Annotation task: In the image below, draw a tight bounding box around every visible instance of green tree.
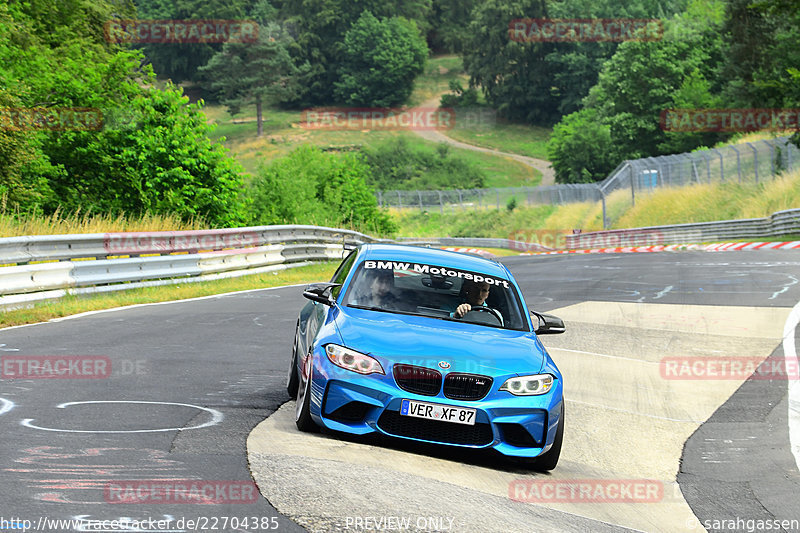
[582,2,726,160]
[460,0,692,124]
[1,0,249,225]
[277,0,432,106]
[200,22,307,136]
[462,0,560,124]
[133,0,253,82]
[334,12,427,107]
[429,0,479,53]
[547,108,616,183]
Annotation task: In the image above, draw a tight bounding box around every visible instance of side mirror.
[530,311,566,334]
[303,282,340,306]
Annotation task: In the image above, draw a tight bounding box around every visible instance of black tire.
[286,327,300,398]
[532,402,564,471]
[295,354,319,433]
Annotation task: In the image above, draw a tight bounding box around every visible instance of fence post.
[630,164,635,207]
[417,190,423,211]
[438,191,443,214]
[711,148,724,182]
[766,139,776,177]
[397,190,402,209]
[746,142,759,183]
[730,145,742,183]
[496,189,500,210]
[601,189,609,229]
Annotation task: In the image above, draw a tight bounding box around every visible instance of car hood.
[334,307,545,375]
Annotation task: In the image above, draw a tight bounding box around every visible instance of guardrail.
[0,225,394,308]
[562,208,800,249]
[2,211,798,309]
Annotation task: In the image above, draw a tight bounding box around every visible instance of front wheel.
[295,354,319,433]
[532,402,564,471]
[286,327,300,398]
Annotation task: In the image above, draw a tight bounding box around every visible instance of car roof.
[357,243,511,279]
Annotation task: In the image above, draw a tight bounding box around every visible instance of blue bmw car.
[287,244,565,470]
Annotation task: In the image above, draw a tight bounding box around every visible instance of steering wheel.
[462,306,503,326]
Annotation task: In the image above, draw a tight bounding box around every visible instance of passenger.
[353,268,402,309]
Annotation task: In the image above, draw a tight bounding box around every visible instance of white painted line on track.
[0,283,308,333]
[21,400,223,433]
[565,398,704,423]
[0,397,14,416]
[784,300,800,473]
[551,347,661,365]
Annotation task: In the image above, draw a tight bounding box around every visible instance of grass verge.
[446,121,552,160]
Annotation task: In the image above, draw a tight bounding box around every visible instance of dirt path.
[413,97,555,186]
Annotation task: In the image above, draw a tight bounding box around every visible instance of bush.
[439,80,478,108]
[362,137,485,190]
[249,146,396,235]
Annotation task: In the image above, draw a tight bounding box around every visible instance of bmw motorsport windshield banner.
[362,260,511,288]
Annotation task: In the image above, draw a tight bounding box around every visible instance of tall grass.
[390,169,800,237]
[614,168,800,228]
[0,198,207,237]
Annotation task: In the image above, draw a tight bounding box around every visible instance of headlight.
[499,374,554,396]
[325,344,385,375]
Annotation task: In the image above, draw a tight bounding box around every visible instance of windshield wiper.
[347,304,390,313]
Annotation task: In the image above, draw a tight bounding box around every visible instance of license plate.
[400,399,476,426]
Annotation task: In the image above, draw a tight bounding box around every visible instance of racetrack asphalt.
[1,250,798,532]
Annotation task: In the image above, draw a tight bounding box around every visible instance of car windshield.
[342,260,528,331]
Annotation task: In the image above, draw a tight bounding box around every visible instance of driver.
[452,280,503,325]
